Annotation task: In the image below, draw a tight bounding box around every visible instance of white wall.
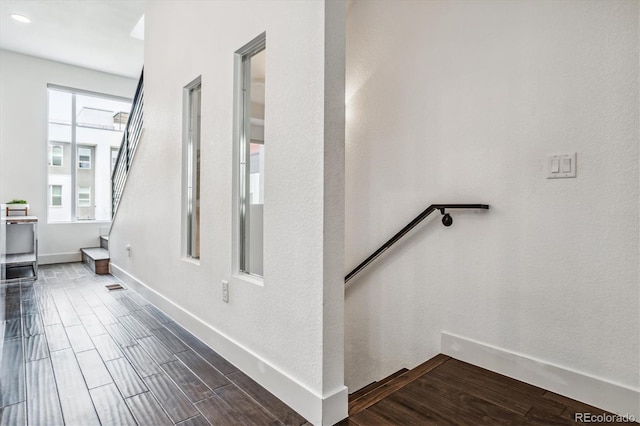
[0,50,137,263]
[109,1,346,424]
[345,0,639,417]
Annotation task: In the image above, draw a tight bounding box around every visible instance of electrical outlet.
[222,280,229,303]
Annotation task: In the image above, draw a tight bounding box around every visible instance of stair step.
[81,247,109,275]
[100,235,109,250]
[349,368,409,402]
[348,354,451,416]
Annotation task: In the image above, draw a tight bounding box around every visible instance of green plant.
[6,199,27,204]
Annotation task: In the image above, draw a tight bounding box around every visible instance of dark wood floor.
[0,263,308,426]
[343,355,636,426]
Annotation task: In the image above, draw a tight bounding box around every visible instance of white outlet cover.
[547,153,576,179]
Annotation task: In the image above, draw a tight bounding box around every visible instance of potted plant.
[3,199,29,216]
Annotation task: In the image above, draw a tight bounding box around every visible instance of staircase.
[81,235,109,275]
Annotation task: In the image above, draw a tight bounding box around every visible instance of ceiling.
[0,0,145,78]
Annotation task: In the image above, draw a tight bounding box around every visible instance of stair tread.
[348,354,451,416]
[349,368,409,402]
[80,247,110,260]
[100,236,109,240]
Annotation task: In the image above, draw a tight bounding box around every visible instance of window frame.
[46,84,132,223]
[182,76,202,260]
[49,144,63,167]
[78,146,92,170]
[77,187,91,208]
[49,185,62,207]
[234,33,266,279]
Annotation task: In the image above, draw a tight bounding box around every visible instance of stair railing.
[111,69,144,218]
[345,204,489,284]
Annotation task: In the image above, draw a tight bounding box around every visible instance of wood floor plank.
[348,407,396,426]
[92,305,118,325]
[51,290,81,326]
[40,308,61,326]
[131,309,164,331]
[126,392,173,426]
[44,323,71,352]
[2,319,22,339]
[25,358,64,425]
[24,334,49,362]
[165,322,238,375]
[161,360,214,403]
[105,322,137,347]
[90,383,137,426]
[105,301,131,318]
[543,391,609,421]
[22,314,43,337]
[175,350,230,391]
[137,335,175,364]
[432,360,565,416]
[151,327,189,354]
[143,305,173,324]
[66,324,95,353]
[50,348,101,425]
[349,368,409,402]
[526,406,580,425]
[368,393,451,425]
[215,383,280,425]
[76,349,113,389]
[446,359,546,396]
[195,394,244,425]
[79,313,108,337]
[0,337,25,407]
[143,373,199,422]
[119,315,152,339]
[20,298,38,315]
[122,344,163,377]
[92,333,124,361]
[106,357,148,398]
[348,354,450,416]
[227,370,307,425]
[0,402,26,426]
[399,375,522,425]
[176,415,212,426]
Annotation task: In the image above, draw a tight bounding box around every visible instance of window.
[235,33,266,277]
[78,187,91,207]
[47,86,131,222]
[78,147,91,169]
[111,147,119,173]
[50,185,62,207]
[49,144,63,167]
[183,77,202,259]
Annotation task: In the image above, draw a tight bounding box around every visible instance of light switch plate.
[547,153,576,179]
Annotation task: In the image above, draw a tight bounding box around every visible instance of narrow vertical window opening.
[236,33,266,278]
[184,77,202,259]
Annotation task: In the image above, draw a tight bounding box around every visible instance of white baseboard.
[441,331,640,419]
[38,252,82,265]
[110,263,347,426]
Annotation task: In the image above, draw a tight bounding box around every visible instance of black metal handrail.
[112,69,144,218]
[345,204,489,284]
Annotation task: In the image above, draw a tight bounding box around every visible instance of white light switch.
[548,153,576,179]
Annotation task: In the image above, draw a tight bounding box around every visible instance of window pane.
[184,79,201,259]
[47,87,131,223]
[239,40,265,277]
[48,90,72,222]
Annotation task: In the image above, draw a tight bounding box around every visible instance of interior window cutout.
[236,33,266,278]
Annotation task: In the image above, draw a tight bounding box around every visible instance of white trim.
[39,252,82,265]
[441,331,640,419]
[110,262,347,425]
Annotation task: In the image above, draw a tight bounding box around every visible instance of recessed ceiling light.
[11,14,31,23]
